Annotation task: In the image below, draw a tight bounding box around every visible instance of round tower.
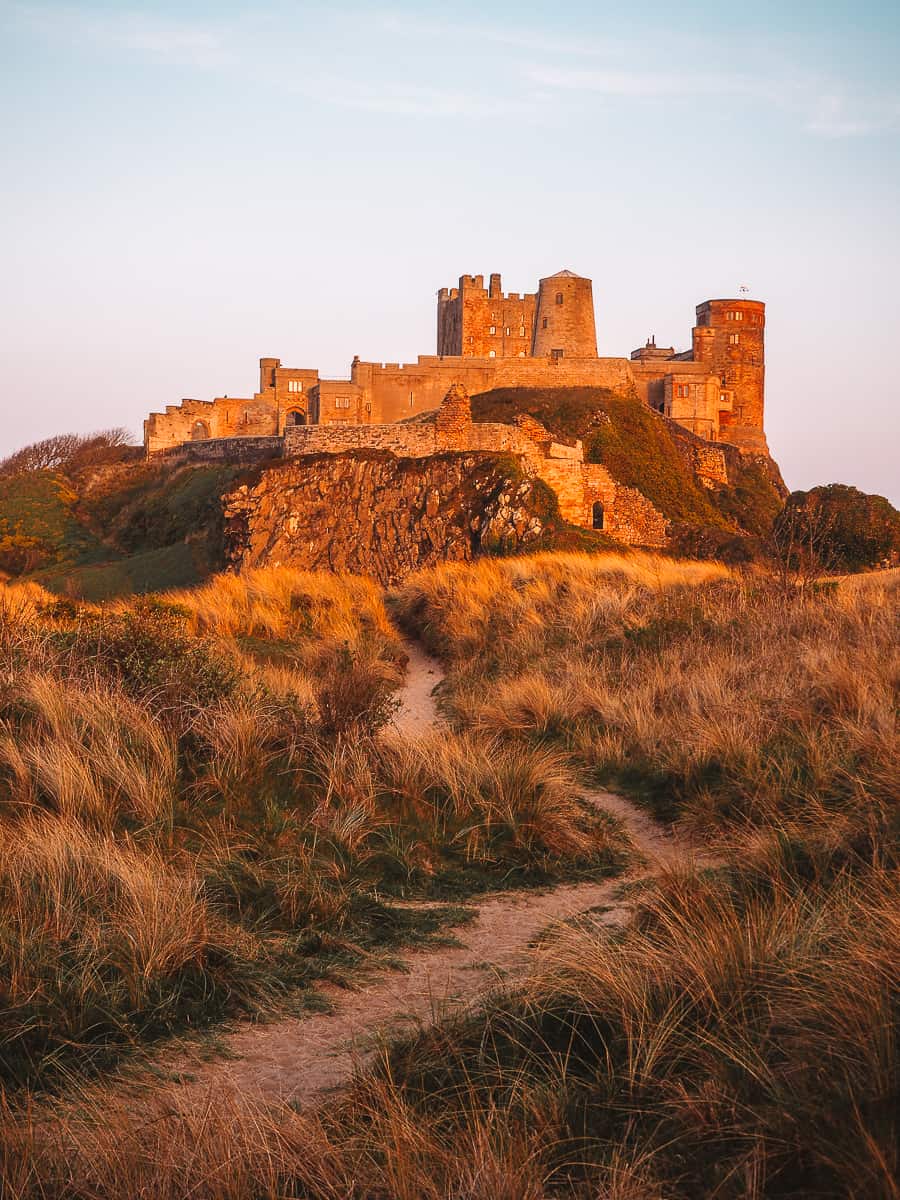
[532,269,598,358]
[693,299,766,452]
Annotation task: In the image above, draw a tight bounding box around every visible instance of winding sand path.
[156,641,693,1110]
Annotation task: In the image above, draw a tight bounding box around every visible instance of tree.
[773,485,900,575]
[0,429,134,478]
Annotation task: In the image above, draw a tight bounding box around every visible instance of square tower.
[437,273,537,358]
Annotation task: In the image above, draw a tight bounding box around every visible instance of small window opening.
[592,501,605,530]
[551,348,564,361]
[555,292,563,304]
[542,317,548,329]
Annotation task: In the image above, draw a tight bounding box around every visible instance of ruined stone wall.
[691,445,730,488]
[221,452,552,586]
[144,397,279,455]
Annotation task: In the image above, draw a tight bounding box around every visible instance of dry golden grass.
[162,565,398,645]
[0,565,622,1098]
[2,554,897,1198]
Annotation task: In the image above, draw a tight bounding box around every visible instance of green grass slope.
[0,461,241,598]
[0,472,104,575]
[471,386,785,547]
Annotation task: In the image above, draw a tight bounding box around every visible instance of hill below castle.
[1,386,895,598]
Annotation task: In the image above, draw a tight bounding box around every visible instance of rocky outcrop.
[222,451,553,585]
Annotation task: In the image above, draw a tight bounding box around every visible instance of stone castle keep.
[144,270,768,545]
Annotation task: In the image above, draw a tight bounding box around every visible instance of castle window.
[489,325,496,335]
[592,501,605,530]
[505,326,510,336]
[334,395,351,409]
[677,384,689,398]
[729,333,740,345]
[542,317,548,329]
[518,351,526,357]
[409,391,415,407]
[468,335,474,344]
[551,348,564,361]
[555,292,563,305]
[520,327,526,336]
[287,380,303,393]
[488,350,496,358]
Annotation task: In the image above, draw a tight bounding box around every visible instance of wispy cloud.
[527,62,900,139]
[285,75,534,119]
[12,3,235,68]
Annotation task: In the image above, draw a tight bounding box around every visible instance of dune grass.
[1,553,896,1198]
[0,567,624,1095]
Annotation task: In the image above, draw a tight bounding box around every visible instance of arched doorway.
[285,410,306,427]
[592,501,605,530]
[191,420,210,440]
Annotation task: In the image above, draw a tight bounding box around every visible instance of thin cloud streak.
[527,64,900,138]
[11,3,236,68]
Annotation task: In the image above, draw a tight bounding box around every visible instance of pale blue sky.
[2,1,899,501]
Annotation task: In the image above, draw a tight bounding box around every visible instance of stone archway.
[191,420,210,440]
[285,410,306,427]
[592,500,605,530]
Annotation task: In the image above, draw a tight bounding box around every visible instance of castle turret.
[692,299,766,452]
[532,270,598,358]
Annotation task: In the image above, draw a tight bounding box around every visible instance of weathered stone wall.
[354,354,637,424]
[222,452,551,585]
[144,397,279,454]
[154,436,284,465]
[691,444,730,488]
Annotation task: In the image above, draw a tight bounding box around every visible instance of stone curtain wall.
[357,355,637,424]
[222,452,552,586]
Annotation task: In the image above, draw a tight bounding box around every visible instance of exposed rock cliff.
[222,450,559,586]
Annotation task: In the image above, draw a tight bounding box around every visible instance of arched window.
[592,501,605,530]
[555,292,563,305]
[285,410,306,426]
[191,420,210,440]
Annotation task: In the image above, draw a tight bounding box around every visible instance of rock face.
[222,451,552,585]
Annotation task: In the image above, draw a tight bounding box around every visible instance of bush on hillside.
[0,429,135,478]
[775,483,900,573]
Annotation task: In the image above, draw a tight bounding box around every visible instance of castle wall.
[144,397,279,455]
[353,355,636,425]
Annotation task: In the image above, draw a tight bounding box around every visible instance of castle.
[142,271,767,546]
[144,269,767,457]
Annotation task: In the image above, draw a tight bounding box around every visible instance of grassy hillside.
[0,472,104,575]
[471,385,786,545]
[0,460,243,598]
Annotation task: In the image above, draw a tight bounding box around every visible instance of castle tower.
[692,299,766,452]
[531,270,598,359]
[437,273,537,358]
